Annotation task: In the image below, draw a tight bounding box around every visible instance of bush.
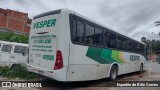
[0,32,29,44]
[0,66,39,80]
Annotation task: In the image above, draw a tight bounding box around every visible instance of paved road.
[147,62,160,73]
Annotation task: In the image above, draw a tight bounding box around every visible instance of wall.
[0,8,31,34]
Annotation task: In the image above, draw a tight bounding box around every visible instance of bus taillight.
[54,50,63,70]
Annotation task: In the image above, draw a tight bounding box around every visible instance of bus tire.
[109,65,118,81]
[139,64,143,72]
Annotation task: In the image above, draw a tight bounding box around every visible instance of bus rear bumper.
[27,64,68,82]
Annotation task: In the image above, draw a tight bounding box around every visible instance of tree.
[141,37,146,42]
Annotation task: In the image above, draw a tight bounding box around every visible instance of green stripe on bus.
[86,47,110,64]
[101,49,116,63]
[112,50,124,63]
[86,47,126,64]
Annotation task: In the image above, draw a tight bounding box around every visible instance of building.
[148,51,160,62]
[148,53,156,61]
[0,8,31,34]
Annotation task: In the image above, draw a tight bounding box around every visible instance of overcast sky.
[1,0,160,41]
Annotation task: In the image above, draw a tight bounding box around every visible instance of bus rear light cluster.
[54,50,63,70]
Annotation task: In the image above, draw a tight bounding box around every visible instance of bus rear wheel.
[109,65,118,81]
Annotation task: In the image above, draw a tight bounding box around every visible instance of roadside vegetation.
[141,37,160,54]
[0,32,29,43]
[0,65,40,80]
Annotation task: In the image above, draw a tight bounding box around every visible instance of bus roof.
[33,8,146,46]
[0,41,28,47]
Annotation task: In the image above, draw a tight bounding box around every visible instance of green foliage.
[0,66,39,80]
[142,38,160,54]
[0,32,29,44]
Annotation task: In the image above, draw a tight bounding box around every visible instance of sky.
[1,0,160,41]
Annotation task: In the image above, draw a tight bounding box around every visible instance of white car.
[0,41,28,68]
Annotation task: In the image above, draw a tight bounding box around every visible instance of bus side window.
[134,43,138,53]
[94,27,103,46]
[136,44,140,53]
[130,41,135,52]
[144,46,147,58]
[72,19,85,43]
[122,37,126,50]
[77,20,85,43]
[110,33,116,48]
[85,24,94,45]
[72,19,77,42]
[126,39,130,51]
[104,31,110,48]
[1,44,12,53]
[116,35,122,50]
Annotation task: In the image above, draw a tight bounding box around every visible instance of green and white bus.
[27,9,147,81]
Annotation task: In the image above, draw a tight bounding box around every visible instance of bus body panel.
[27,64,68,81]
[68,64,111,81]
[68,42,146,81]
[28,10,72,81]
[68,65,97,81]
[117,52,147,75]
[29,14,60,70]
[68,43,108,81]
[28,10,65,78]
[57,9,73,67]
[69,44,99,65]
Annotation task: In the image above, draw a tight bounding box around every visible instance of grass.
[0,65,40,80]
